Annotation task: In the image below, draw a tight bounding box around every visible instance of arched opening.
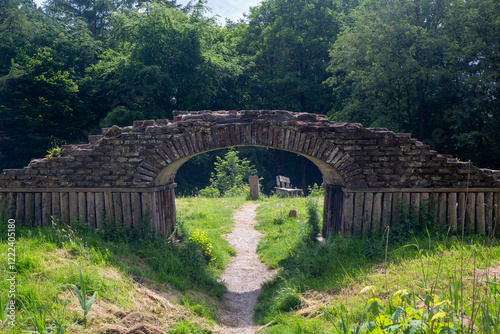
[152,144,347,236]
[174,146,325,196]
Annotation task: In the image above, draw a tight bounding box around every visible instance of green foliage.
[327,0,500,168]
[167,318,211,333]
[255,197,315,269]
[239,0,345,114]
[198,186,220,198]
[254,197,500,332]
[307,183,324,197]
[391,199,438,242]
[176,196,246,272]
[189,229,215,263]
[202,148,257,197]
[67,263,98,331]
[274,287,302,313]
[45,146,63,158]
[305,198,321,243]
[325,288,464,333]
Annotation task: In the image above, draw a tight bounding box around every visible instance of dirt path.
[213,202,276,334]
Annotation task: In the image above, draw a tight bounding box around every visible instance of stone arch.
[1,110,499,236]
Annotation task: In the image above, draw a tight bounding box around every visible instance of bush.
[199,186,220,198]
[307,183,324,197]
[305,198,321,242]
[188,229,215,263]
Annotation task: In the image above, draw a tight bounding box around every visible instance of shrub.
[199,186,220,198]
[305,198,321,242]
[188,230,215,263]
[307,183,324,197]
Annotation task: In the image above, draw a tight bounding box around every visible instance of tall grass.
[254,198,500,333]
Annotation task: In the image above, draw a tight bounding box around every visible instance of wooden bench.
[275,175,304,198]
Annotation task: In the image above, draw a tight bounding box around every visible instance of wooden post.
[466,192,476,233]
[392,193,402,224]
[6,193,16,220]
[35,193,42,226]
[104,192,114,223]
[69,192,78,223]
[485,192,494,236]
[342,192,354,234]
[0,193,6,220]
[95,193,105,228]
[165,186,177,236]
[42,193,51,226]
[52,192,61,223]
[438,193,447,227]
[78,192,87,223]
[112,192,123,223]
[61,192,69,224]
[16,193,25,223]
[410,193,420,218]
[458,192,466,234]
[353,193,364,235]
[495,192,500,236]
[447,192,458,233]
[323,185,343,235]
[476,192,485,235]
[363,193,373,234]
[121,193,132,229]
[430,192,439,223]
[131,192,142,229]
[382,193,392,229]
[249,175,259,200]
[87,192,96,228]
[372,193,383,232]
[25,193,34,226]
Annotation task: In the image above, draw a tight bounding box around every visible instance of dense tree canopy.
[0,0,498,190]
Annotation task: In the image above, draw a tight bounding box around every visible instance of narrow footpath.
[213,202,276,334]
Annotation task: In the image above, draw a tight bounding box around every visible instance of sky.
[33,0,263,22]
[180,0,262,22]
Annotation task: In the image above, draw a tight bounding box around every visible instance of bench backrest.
[276,175,291,188]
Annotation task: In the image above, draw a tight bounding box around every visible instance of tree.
[84,3,244,122]
[202,149,257,197]
[326,0,500,168]
[328,0,460,138]
[0,0,40,76]
[0,48,82,167]
[237,0,346,114]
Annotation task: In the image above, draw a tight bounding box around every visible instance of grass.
[175,196,246,273]
[2,194,499,333]
[0,195,246,333]
[254,197,500,333]
[254,196,324,269]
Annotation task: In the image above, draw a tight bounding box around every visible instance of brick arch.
[1,110,500,236]
[138,128,357,188]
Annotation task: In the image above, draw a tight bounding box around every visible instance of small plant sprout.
[68,263,98,331]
